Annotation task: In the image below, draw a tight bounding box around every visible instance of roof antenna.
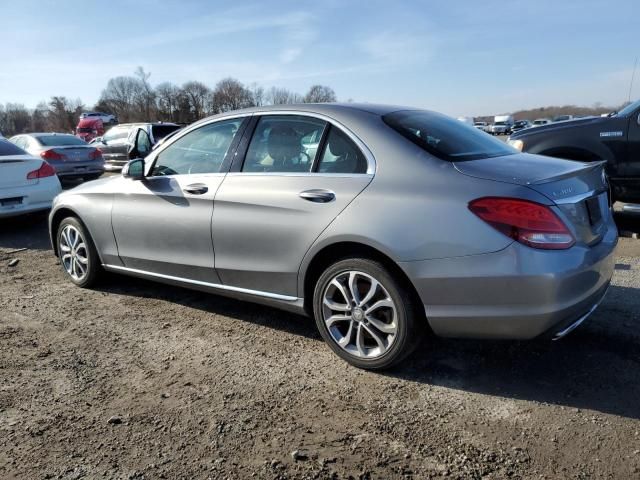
[628,56,638,104]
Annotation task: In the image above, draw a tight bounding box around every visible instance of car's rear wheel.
[313,258,423,370]
[57,217,101,288]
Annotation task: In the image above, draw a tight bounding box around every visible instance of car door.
[111,116,249,283]
[625,108,640,178]
[212,113,374,298]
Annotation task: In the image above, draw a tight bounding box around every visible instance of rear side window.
[383,110,517,161]
[317,127,368,174]
[0,139,27,156]
[37,135,87,146]
[152,124,181,141]
[242,116,326,173]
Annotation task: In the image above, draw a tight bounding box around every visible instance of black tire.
[56,216,101,288]
[313,258,423,370]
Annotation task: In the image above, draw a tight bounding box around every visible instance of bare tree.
[248,82,265,107]
[181,81,210,121]
[46,97,84,132]
[303,85,337,103]
[134,66,156,121]
[267,86,303,105]
[98,76,146,122]
[0,103,31,136]
[211,77,254,113]
[155,82,182,122]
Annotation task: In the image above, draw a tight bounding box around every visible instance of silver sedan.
[48,104,617,369]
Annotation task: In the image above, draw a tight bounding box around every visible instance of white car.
[79,111,118,125]
[0,139,61,218]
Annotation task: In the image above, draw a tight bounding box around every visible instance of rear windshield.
[383,110,517,161]
[0,139,27,156]
[151,124,181,140]
[37,135,87,146]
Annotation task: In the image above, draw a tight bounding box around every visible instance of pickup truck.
[508,99,640,204]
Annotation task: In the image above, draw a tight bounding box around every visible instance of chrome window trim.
[225,172,373,178]
[102,264,299,302]
[248,110,376,175]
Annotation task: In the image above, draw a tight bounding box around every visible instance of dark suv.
[508,99,640,203]
[94,123,182,171]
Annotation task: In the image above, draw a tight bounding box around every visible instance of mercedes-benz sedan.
[48,104,617,369]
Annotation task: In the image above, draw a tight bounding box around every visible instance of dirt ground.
[1,210,640,480]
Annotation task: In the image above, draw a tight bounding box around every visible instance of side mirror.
[637,113,640,126]
[127,128,152,160]
[122,158,145,180]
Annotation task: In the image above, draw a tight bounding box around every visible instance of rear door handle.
[299,189,335,203]
[183,183,208,195]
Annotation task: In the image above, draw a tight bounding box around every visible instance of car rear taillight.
[90,149,102,160]
[27,161,56,179]
[469,197,575,250]
[41,149,64,161]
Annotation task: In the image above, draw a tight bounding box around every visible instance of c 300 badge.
[599,131,623,137]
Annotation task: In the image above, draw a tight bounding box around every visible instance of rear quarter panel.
[297,116,554,296]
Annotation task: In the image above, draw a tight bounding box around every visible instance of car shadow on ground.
[0,212,51,251]
[97,272,640,420]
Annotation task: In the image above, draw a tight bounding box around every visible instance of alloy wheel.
[59,225,89,281]
[322,270,397,359]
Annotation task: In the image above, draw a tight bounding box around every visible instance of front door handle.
[299,189,335,203]
[183,183,208,195]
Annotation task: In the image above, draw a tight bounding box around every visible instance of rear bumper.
[0,178,61,218]
[52,159,104,177]
[400,225,617,339]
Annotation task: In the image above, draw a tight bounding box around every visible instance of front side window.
[151,118,243,176]
[151,124,182,141]
[383,110,517,161]
[317,127,368,174]
[242,116,326,173]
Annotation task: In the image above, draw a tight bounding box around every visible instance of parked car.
[80,111,117,125]
[508,98,640,203]
[473,121,488,131]
[49,104,616,370]
[75,117,104,143]
[553,115,574,122]
[0,138,61,218]
[511,119,532,133]
[532,118,552,127]
[93,122,182,171]
[9,133,104,181]
[488,115,514,135]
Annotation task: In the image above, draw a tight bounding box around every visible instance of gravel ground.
[1,210,639,480]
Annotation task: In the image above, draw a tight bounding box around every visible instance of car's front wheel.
[313,258,423,370]
[57,217,101,288]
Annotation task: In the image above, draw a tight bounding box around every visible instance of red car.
[75,118,104,143]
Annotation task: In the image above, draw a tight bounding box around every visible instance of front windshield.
[383,110,517,161]
[616,99,640,117]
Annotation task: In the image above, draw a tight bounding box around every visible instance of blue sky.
[0,0,638,116]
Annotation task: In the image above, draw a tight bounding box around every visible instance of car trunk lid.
[50,146,96,162]
[454,153,611,246]
[0,155,43,188]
